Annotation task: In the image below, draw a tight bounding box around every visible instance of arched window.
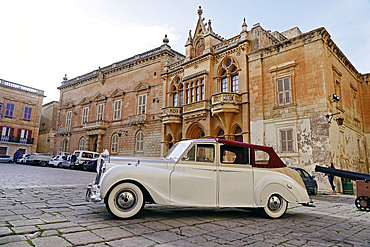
[218,129,225,139]
[171,78,183,107]
[136,131,144,152]
[219,58,239,93]
[111,133,119,153]
[79,137,86,150]
[235,127,243,142]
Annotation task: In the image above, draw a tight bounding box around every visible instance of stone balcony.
[58,127,70,135]
[128,114,147,125]
[211,92,240,115]
[162,107,182,124]
[82,120,108,131]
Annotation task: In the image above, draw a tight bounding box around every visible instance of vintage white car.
[86,139,311,219]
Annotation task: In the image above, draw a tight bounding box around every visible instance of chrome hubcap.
[268,195,282,212]
[115,189,137,211]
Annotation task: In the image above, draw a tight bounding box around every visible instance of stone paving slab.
[0,163,370,246]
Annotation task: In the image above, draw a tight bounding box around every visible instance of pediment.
[134,82,150,92]
[110,89,125,98]
[79,97,92,105]
[64,102,75,109]
[94,94,108,102]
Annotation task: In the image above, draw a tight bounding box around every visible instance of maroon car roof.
[215,138,286,168]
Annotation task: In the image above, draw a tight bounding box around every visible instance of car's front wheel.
[260,194,288,219]
[105,182,144,219]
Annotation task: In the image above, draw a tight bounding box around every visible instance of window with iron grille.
[277,77,292,106]
[280,129,294,152]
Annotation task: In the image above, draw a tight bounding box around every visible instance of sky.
[1,0,369,104]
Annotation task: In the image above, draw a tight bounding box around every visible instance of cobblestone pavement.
[0,163,369,247]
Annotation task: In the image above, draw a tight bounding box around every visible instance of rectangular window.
[186,90,189,104]
[66,111,72,131]
[191,88,194,103]
[221,77,228,92]
[173,93,178,106]
[201,85,204,100]
[23,106,33,120]
[280,129,294,152]
[137,94,146,115]
[82,107,89,124]
[277,77,292,106]
[179,91,184,106]
[97,104,104,121]
[4,103,15,117]
[231,74,238,93]
[113,100,122,120]
[196,87,199,101]
[0,103,3,119]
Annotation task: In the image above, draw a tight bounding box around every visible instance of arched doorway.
[62,138,68,152]
[186,123,205,139]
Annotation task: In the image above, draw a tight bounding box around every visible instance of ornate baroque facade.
[55,7,370,191]
[0,79,44,156]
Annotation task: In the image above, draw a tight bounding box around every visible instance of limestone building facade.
[37,101,59,155]
[55,42,184,157]
[0,79,44,156]
[54,7,369,191]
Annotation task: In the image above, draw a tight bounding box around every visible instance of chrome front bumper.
[85,183,102,202]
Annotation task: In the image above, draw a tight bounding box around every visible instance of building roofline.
[0,79,45,97]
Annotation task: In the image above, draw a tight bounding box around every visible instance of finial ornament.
[63,74,68,81]
[198,6,203,17]
[242,18,248,32]
[163,34,169,44]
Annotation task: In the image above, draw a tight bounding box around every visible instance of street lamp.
[326,112,344,126]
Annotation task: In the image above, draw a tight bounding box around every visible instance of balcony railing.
[183,101,208,114]
[162,107,182,124]
[82,120,108,130]
[211,92,240,115]
[0,135,34,144]
[58,127,70,134]
[128,114,147,125]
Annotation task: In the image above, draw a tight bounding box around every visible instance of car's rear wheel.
[105,182,144,219]
[57,163,63,168]
[260,194,288,219]
[40,161,47,167]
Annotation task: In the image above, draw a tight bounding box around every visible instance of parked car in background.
[0,155,13,163]
[71,150,100,170]
[86,139,311,219]
[17,154,27,164]
[82,159,98,172]
[289,167,318,195]
[48,155,68,167]
[26,153,53,167]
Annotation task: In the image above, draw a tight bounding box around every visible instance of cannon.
[315,165,370,211]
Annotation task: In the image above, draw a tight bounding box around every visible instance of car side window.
[221,145,250,164]
[301,170,310,178]
[196,144,214,163]
[254,149,270,165]
[182,145,195,161]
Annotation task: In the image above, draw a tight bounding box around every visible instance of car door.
[300,169,315,191]
[218,144,254,207]
[170,143,217,207]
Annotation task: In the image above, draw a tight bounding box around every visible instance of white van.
[70,150,100,169]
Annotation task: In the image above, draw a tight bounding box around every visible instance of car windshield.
[164,141,191,160]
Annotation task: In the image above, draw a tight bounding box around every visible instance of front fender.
[255,174,310,207]
[99,165,170,205]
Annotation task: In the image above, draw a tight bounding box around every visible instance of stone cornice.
[58,47,184,90]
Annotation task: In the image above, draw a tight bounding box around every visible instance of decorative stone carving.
[97,67,105,85]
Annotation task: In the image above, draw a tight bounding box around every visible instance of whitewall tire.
[260,194,288,219]
[105,182,144,219]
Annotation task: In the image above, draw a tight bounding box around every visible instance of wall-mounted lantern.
[326,112,344,126]
[118,130,128,137]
